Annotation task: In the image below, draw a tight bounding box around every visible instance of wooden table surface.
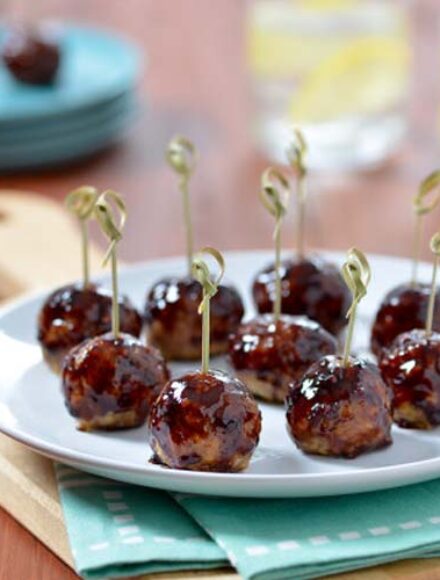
[2,1,440,579]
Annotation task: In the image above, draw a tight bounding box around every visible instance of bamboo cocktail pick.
[260,167,290,322]
[65,186,99,288]
[426,232,440,336]
[342,248,371,366]
[166,135,198,275]
[192,247,225,374]
[287,128,307,259]
[411,171,440,285]
[94,190,127,338]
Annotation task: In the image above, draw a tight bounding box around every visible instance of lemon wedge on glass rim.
[289,36,409,124]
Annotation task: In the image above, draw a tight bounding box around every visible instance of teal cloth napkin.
[56,463,440,580]
[176,480,440,580]
[55,465,226,579]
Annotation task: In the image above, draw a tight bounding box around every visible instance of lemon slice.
[248,2,355,78]
[297,0,358,10]
[248,29,347,78]
[289,36,409,124]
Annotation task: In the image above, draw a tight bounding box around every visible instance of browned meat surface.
[148,369,261,472]
[229,314,337,403]
[252,256,350,336]
[38,283,143,374]
[286,355,393,458]
[63,332,169,431]
[371,283,440,357]
[380,329,440,429]
[145,276,244,360]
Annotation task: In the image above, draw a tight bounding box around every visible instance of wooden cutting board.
[0,190,439,580]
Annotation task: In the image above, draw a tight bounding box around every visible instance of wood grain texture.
[1,1,440,579]
[0,191,103,301]
[0,509,77,580]
[0,435,73,567]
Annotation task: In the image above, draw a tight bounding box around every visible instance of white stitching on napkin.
[309,536,330,545]
[89,542,109,551]
[118,526,140,536]
[113,514,134,524]
[369,527,390,536]
[339,531,361,541]
[277,541,300,551]
[246,546,270,556]
[103,491,123,500]
[399,521,422,530]
[106,502,129,512]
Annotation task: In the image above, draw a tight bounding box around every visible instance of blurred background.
[1,0,440,270]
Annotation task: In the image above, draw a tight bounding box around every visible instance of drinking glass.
[247,0,410,170]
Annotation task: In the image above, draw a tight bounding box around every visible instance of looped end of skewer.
[413,170,440,216]
[260,167,290,218]
[65,185,99,221]
[342,248,371,319]
[426,231,440,336]
[94,190,127,266]
[260,167,290,239]
[192,247,225,315]
[286,127,307,179]
[166,135,198,178]
[430,232,440,256]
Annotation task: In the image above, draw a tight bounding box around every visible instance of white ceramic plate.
[0,251,439,498]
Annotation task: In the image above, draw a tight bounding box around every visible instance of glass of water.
[247,0,410,171]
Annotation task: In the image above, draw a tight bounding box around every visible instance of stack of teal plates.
[0,25,141,171]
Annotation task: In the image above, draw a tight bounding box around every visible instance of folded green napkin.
[176,480,440,580]
[57,462,440,580]
[55,465,226,579]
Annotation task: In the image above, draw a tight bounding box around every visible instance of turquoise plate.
[0,105,137,170]
[0,91,135,145]
[0,25,141,122]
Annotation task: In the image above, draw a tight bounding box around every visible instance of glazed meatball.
[38,283,143,374]
[145,276,244,360]
[371,283,440,357]
[287,355,393,458]
[379,329,440,429]
[2,25,61,85]
[252,256,350,336]
[229,314,337,403]
[63,333,169,431]
[148,369,261,472]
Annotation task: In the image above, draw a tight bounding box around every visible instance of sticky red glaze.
[379,329,440,429]
[63,332,169,429]
[38,283,143,363]
[148,369,261,472]
[252,256,351,336]
[287,355,392,458]
[145,276,244,359]
[229,314,337,399]
[2,25,61,85]
[371,283,440,357]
